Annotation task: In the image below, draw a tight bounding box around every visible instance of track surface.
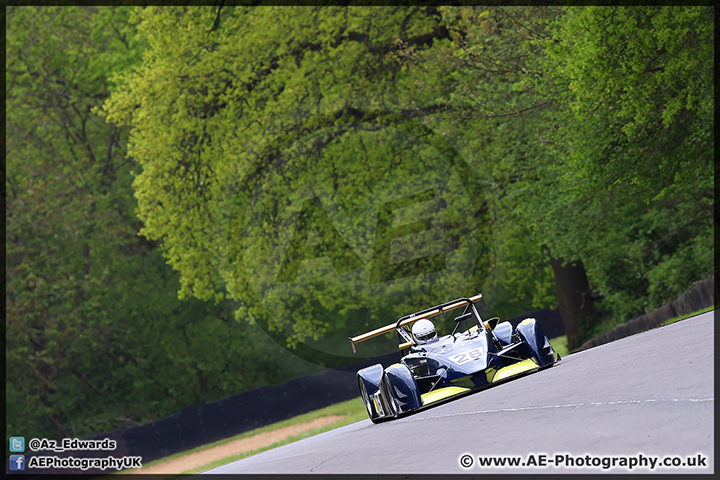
[205,311,714,474]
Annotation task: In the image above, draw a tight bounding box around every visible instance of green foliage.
[5,6,322,441]
[393,5,713,339]
[482,212,558,320]
[102,6,494,364]
[549,335,568,358]
[392,6,563,319]
[8,5,712,442]
[538,6,714,324]
[6,5,149,438]
[103,6,437,306]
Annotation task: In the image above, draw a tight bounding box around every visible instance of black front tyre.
[358,377,376,421]
[381,374,399,419]
[358,375,394,424]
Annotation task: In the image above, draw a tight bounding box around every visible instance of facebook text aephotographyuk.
[27,455,142,471]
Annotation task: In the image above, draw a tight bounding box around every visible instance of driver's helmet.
[412,319,438,344]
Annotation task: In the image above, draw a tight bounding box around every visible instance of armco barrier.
[578,273,715,351]
[113,351,402,463]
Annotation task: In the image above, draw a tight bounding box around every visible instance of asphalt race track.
[205,311,714,474]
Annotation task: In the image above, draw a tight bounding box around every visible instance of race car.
[349,294,561,423]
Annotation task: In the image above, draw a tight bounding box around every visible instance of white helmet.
[412,319,437,344]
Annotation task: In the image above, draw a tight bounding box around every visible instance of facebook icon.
[9,455,25,471]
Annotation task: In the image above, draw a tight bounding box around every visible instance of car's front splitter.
[491,358,540,383]
[413,356,556,410]
[420,386,470,406]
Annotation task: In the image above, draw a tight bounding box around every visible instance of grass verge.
[659,305,714,327]
[549,335,569,358]
[183,415,355,474]
[135,397,367,475]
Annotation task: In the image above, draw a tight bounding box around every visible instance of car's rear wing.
[348,293,483,354]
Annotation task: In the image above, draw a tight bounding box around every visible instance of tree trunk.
[549,256,599,350]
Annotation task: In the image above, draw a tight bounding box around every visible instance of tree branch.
[208,0,225,33]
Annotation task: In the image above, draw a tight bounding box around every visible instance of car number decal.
[451,348,484,365]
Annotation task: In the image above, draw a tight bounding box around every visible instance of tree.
[392,6,597,344]
[6,6,318,440]
[391,5,713,347]
[102,6,492,364]
[6,5,146,437]
[100,4,712,363]
[538,6,714,333]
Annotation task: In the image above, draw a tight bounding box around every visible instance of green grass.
[134,396,368,475]
[549,335,569,358]
[566,305,716,354]
[183,416,355,474]
[659,305,714,327]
